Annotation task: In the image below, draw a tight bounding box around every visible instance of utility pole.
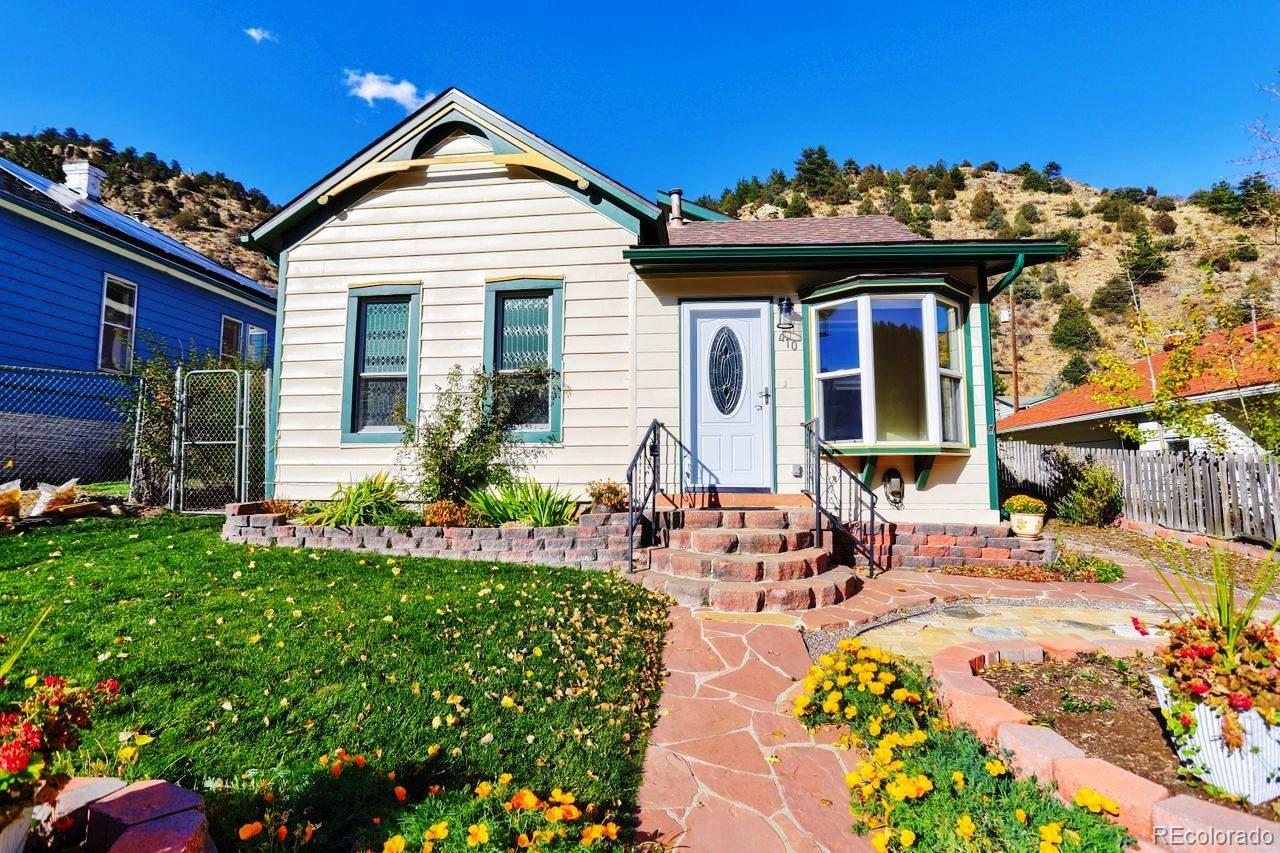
[1009,289,1021,409]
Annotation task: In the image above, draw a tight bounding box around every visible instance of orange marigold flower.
[509,789,540,811]
[354,754,368,769]
[238,822,264,841]
[394,785,407,802]
[474,780,493,798]
[276,825,288,841]
[382,834,406,853]
[516,833,532,849]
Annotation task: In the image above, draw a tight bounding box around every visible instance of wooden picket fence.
[997,440,1280,544]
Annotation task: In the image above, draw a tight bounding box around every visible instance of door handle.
[759,387,771,405]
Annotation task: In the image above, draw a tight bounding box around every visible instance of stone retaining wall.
[886,522,1056,570]
[1116,516,1275,562]
[932,637,1280,849]
[222,503,637,571]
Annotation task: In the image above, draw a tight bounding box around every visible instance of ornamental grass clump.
[466,481,578,528]
[793,637,1131,851]
[299,472,419,528]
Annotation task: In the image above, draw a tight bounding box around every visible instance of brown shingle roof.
[666,215,920,246]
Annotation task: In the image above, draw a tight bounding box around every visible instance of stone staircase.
[637,507,860,611]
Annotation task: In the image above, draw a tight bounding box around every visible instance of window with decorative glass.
[494,290,553,429]
[810,291,967,448]
[352,296,412,433]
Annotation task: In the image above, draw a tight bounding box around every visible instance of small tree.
[1059,353,1093,387]
[784,190,812,219]
[935,174,957,200]
[1090,275,1134,316]
[1016,202,1041,224]
[1064,199,1086,218]
[1050,296,1101,351]
[969,188,996,221]
[1119,225,1168,284]
[1151,211,1177,234]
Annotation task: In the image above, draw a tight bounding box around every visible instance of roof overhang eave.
[623,240,1067,274]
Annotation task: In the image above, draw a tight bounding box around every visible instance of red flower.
[1194,644,1218,660]
[1228,693,1253,712]
[0,740,31,773]
[96,678,121,701]
[1131,617,1150,637]
[42,676,65,689]
[1179,713,1193,726]
[1189,680,1211,697]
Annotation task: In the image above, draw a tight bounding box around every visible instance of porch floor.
[632,551,1186,852]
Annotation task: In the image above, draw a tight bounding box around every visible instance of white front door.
[681,301,773,489]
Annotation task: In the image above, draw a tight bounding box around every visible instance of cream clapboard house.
[246,89,1065,533]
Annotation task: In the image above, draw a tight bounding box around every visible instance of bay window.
[810,291,967,448]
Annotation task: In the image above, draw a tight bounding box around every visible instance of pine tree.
[935,174,956,200]
[1059,354,1093,387]
[1050,296,1101,352]
[1119,225,1168,284]
[793,146,843,201]
[784,190,812,219]
[970,189,996,221]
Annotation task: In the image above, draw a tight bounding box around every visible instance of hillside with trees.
[697,151,1278,401]
[0,127,277,284]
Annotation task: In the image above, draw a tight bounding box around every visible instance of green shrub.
[784,190,812,218]
[1151,195,1177,212]
[969,189,996,222]
[1119,225,1167,284]
[399,366,556,504]
[466,480,578,527]
[1231,237,1259,262]
[1090,275,1134,316]
[1016,202,1041,224]
[1049,227,1083,260]
[1050,297,1100,351]
[1058,353,1093,388]
[1050,550,1125,583]
[1151,212,1176,234]
[1055,464,1124,526]
[1012,277,1041,304]
[1042,282,1069,302]
[1063,199,1086,218]
[299,472,416,527]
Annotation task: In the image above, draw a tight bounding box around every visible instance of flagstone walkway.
[631,557,1244,852]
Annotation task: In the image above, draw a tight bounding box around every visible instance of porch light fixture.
[776,296,795,330]
[882,467,905,508]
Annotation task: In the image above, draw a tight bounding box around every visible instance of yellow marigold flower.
[985,759,1007,777]
[466,823,489,847]
[550,787,575,804]
[424,821,449,840]
[955,815,976,841]
[383,835,406,853]
[1015,808,1027,824]
[844,704,859,719]
[545,806,565,823]
[474,781,493,798]
[869,681,886,696]
[1039,843,1060,853]
[509,790,540,811]
[870,828,891,853]
[498,773,513,785]
[900,828,916,847]
[952,770,965,790]
[1073,787,1119,815]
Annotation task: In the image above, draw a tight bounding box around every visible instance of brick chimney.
[63,159,105,201]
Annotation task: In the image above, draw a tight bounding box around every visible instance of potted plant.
[1148,547,1280,804]
[1,606,120,852]
[1003,495,1048,540]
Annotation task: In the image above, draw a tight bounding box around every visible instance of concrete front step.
[639,567,859,612]
[650,546,831,582]
[670,527,816,554]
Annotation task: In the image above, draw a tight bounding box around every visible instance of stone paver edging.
[931,637,1280,850]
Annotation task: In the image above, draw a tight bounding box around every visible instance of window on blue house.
[247,326,269,365]
[220,316,244,361]
[353,296,412,432]
[98,276,137,373]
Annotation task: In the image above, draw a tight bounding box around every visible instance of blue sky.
[2,1,1277,205]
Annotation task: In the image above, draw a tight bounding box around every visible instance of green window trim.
[341,284,421,444]
[483,278,564,443]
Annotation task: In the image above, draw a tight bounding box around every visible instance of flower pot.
[1150,675,1280,804]
[1009,512,1045,540]
[0,806,32,853]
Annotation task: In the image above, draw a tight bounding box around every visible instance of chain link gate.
[167,367,271,513]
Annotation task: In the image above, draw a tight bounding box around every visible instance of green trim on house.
[656,191,734,222]
[265,249,287,496]
[859,457,877,485]
[624,240,1067,275]
[988,252,1027,300]
[801,275,973,304]
[340,283,422,444]
[913,454,936,490]
[977,262,1000,511]
[483,278,565,443]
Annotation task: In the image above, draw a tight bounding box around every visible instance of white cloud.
[343,69,431,113]
[244,27,278,44]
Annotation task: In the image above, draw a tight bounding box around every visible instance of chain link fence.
[0,363,270,510]
[0,364,137,490]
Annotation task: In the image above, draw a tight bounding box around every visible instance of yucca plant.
[466,481,578,527]
[298,472,411,527]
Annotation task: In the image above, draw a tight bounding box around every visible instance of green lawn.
[0,515,669,849]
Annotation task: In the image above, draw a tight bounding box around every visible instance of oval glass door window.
[708,326,744,415]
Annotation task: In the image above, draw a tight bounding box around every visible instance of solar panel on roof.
[0,155,273,299]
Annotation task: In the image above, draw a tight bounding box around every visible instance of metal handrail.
[624,419,694,571]
[802,418,882,574]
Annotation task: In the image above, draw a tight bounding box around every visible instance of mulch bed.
[1052,521,1279,596]
[982,652,1280,820]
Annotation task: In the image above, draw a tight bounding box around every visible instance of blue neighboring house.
[0,156,277,486]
